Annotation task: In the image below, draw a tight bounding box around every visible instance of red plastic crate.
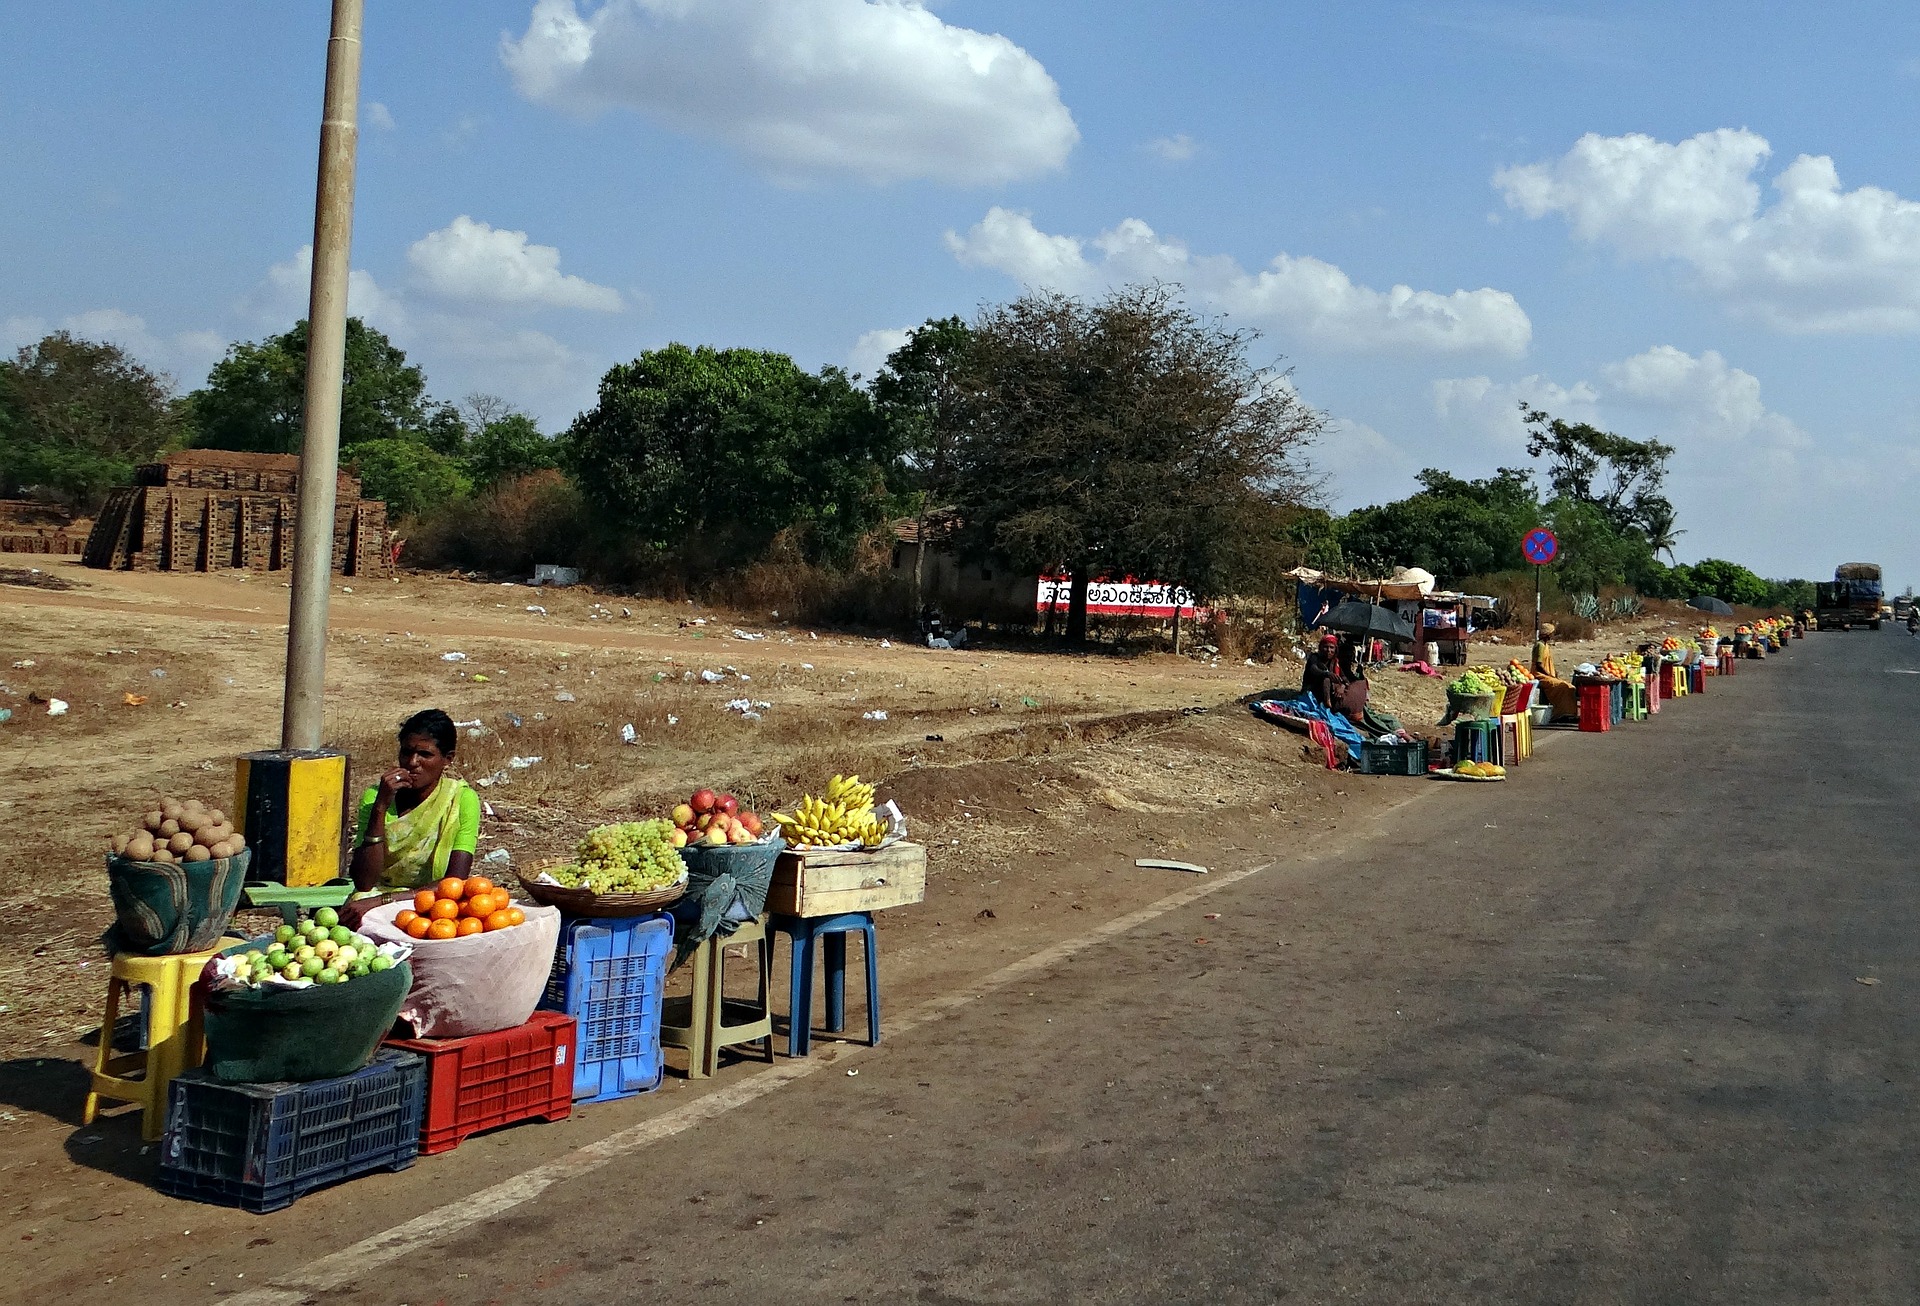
[384,1011,575,1155]
[1577,684,1611,733]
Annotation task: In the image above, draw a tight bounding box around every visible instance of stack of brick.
[83,451,392,578]
[0,500,92,556]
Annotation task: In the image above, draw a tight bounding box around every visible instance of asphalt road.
[352,630,1920,1303]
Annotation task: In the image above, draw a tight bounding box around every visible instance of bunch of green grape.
[561,819,686,893]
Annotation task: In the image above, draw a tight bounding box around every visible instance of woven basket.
[517,859,686,917]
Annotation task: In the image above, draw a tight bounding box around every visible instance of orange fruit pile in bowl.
[395,875,526,940]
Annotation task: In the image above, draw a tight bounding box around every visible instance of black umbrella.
[1687,595,1734,615]
[1315,599,1416,644]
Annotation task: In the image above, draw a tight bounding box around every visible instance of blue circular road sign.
[1523,527,1559,566]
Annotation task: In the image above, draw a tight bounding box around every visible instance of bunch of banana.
[823,773,875,811]
[772,791,886,848]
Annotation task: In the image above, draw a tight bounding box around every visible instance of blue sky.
[6,1,1920,582]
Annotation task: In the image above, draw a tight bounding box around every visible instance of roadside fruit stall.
[80,763,924,1212]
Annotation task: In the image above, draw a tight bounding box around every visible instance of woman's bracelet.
[363,836,384,845]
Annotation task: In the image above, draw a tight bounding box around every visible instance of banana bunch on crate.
[772,775,884,848]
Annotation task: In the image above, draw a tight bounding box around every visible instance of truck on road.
[1815,562,1883,630]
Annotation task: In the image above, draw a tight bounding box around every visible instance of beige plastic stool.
[661,915,774,1079]
[83,941,233,1141]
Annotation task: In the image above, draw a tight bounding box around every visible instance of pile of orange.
[395,875,526,940]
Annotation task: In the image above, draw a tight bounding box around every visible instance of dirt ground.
[0,560,1684,1061]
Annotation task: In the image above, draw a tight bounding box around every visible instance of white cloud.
[946,207,1533,356]
[365,101,396,131]
[1496,128,1920,331]
[1145,133,1196,162]
[500,0,1078,186]
[1431,345,1851,566]
[847,326,911,378]
[246,244,409,334]
[3,308,224,387]
[406,216,622,312]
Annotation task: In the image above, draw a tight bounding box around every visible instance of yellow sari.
[379,778,469,889]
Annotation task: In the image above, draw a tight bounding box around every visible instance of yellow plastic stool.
[83,941,233,1141]
[1504,710,1533,760]
[661,915,774,1079]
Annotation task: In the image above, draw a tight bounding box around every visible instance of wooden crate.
[766,842,927,918]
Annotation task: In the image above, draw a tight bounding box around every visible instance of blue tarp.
[1248,692,1370,755]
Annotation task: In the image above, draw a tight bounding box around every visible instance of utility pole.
[281,0,364,750]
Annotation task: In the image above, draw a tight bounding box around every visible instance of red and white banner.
[1036,575,1200,618]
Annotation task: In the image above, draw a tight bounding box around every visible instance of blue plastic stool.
[770,912,880,1058]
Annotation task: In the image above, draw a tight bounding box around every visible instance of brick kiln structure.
[0,500,92,556]
[83,450,392,577]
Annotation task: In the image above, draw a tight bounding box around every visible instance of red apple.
[690,788,717,814]
[716,793,739,815]
[668,828,689,848]
[699,826,727,847]
[728,825,754,845]
[739,811,763,837]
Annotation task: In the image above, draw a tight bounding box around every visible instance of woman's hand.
[375,766,411,806]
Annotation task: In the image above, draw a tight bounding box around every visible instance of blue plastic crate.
[540,914,672,1103]
[158,1048,424,1213]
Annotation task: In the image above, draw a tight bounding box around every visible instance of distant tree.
[465,410,557,489]
[1640,497,1683,562]
[0,331,183,507]
[870,316,974,608]
[189,318,431,454]
[1521,404,1675,539]
[949,286,1322,643]
[1687,557,1771,607]
[563,344,897,570]
[350,439,471,523]
[1335,467,1540,583]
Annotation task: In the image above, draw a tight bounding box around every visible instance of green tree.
[1336,467,1540,582]
[1521,404,1675,539]
[870,316,974,608]
[0,331,183,507]
[563,344,897,570]
[1687,557,1771,607]
[189,318,430,454]
[350,439,471,523]
[949,285,1322,643]
[456,394,557,490]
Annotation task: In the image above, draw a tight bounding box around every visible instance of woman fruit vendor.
[349,708,480,892]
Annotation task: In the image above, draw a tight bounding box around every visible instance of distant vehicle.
[1815,563,1883,630]
[1896,593,1916,621]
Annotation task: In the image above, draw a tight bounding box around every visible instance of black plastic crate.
[1357,738,1429,776]
[158,1048,425,1213]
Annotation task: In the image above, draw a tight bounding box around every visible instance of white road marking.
[217,857,1280,1306]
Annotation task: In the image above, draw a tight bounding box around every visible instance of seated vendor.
[349,708,480,893]
[1302,632,1338,706]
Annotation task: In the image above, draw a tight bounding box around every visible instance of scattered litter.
[533,564,580,587]
[554,691,576,702]
[10,659,33,669]
[525,605,547,616]
[122,693,148,706]
[0,709,15,723]
[700,669,725,683]
[508,755,542,769]
[482,848,511,865]
[149,668,167,679]
[1135,858,1208,875]
[168,700,187,708]
[471,674,490,683]
[1856,976,1881,986]
[195,760,214,771]
[1203,913,1220,921]
[880,640,891,649]
[846,1069,859,1077]
[862,710,889,721]
[801,663,814,670]
[620,723,637,744]
[621,607,632,618]
[481,800,496,817]
[925,734,943,741]
[46,698,68,716]
[452,718,483,729]
[474,770,510,788]
[721,699,769,720]
[533,711,547,721]
[440,652,468,662]
[666,714,678,726]
[340,586,353,594]
[733,630,765,641]
[506,712,523,727]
